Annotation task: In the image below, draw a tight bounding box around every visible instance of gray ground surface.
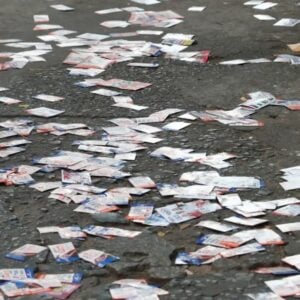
[0,0,299,299]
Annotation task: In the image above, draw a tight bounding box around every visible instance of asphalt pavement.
[0,0,299,299]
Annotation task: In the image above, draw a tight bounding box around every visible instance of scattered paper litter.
[196,234,244,248]
[244,0,265,5]
[130,0,160,5]
[94,78,152,91]
[162,121,191,131]
[129,176,156,188]
[122,6,145,12]
[50,4,74,11]
[33,24,63,31]
[78,249,119,267]
[48,242,79,263]
[127,203,154,222]
[33,94,64,102]
[113,102,148,111]
[100,21,130,28]
[68,68,104,77]
[0,97,22,104]
[282,254,300,270]
[30,181,62,192]
[254,14,276,20]
[246,292,284,300]
[127,62,159,68]
[33,15,50,23]
[217,194,242,207]
[0,147,25,158]
[91,88,121,97]
[253,2,278,10]
[224,216,268,227]
[280,166,300,190]
[129,10,183,28]
[83,225,141,238]
[6,244,47,261]
[196,220,238,232]
[136,30,163,35]
[110,279,168,299]
[0,0,299,298]
[76,33,109,41]
[265,276,300,296]
[221,242,265,258]
[220,58,271,65]
[254,266,299,276]
[95,8,122,15]
[274,18,300,27]
[288,43,300,53]
[188,7,206,12]
[61,170,92,185]
[26,107,65,118]
[276,222,300,233]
